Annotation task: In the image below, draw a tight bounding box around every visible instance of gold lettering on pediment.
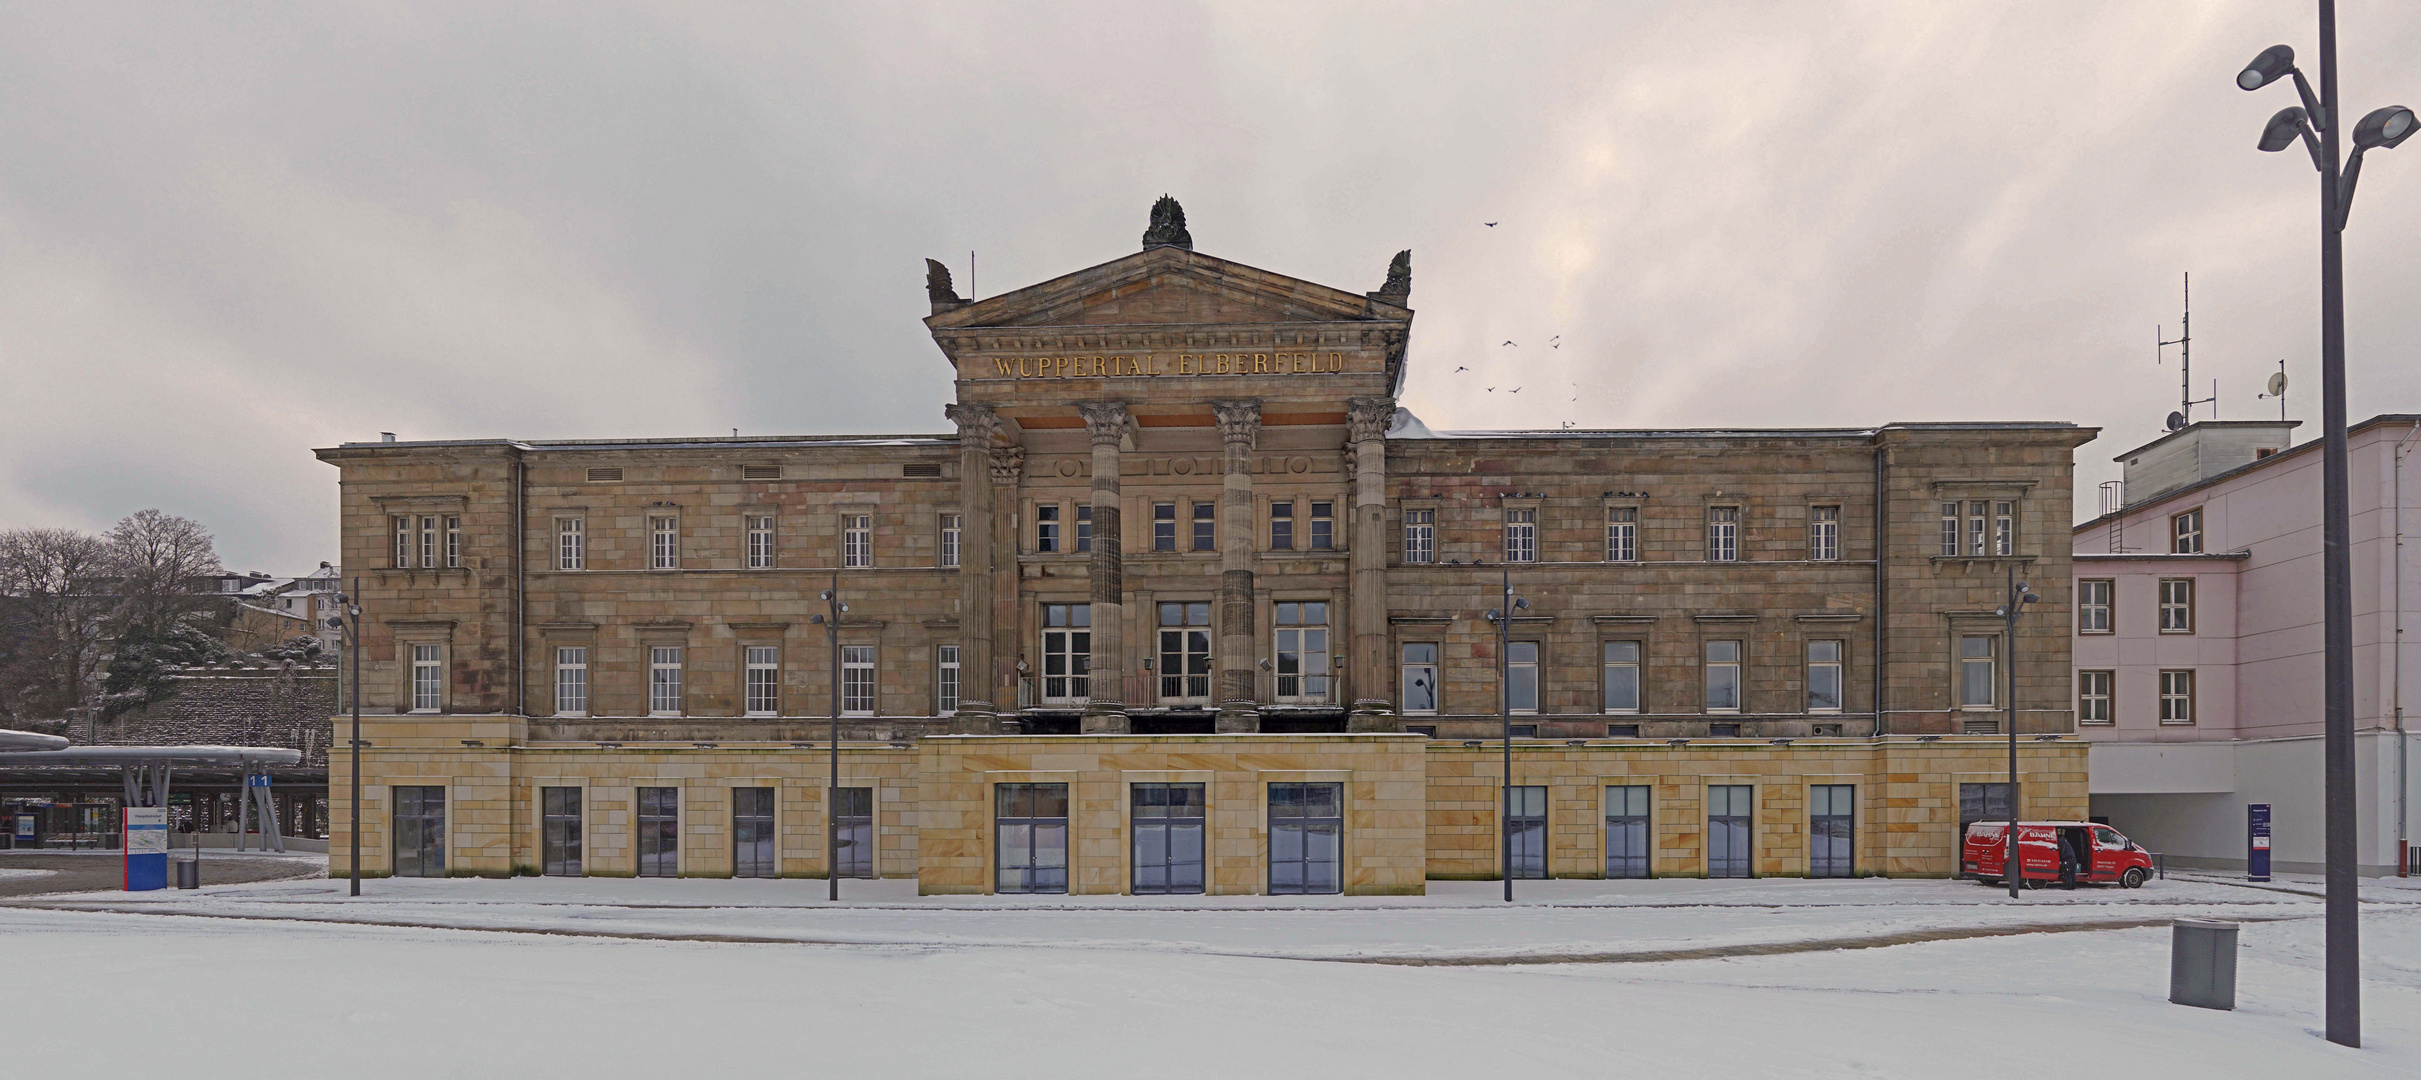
[968,351,1349,380]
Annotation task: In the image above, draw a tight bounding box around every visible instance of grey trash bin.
[176,858,199,889]
[2170,918,2238,1010]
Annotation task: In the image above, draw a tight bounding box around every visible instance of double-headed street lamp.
[1484,569,1529,903]
[2239,7,2412,1048]
[808,574,846,902]
[1995,568,2038,902]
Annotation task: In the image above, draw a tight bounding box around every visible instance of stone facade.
[316,202,2097,890]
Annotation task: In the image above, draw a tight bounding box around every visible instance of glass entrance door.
[637,787,678,877]
[1269,782,1342,894]
[1507,785,1547,878]
[1810,784,1854,878]
[1605,785,1651,878]
[392,786,444,878]
[834,787,874,878]
[732,787,775,878]
[540,787,582,877]
[1707,785,1753,878]
[995,783,1070,893]
[1131,783,1205,894]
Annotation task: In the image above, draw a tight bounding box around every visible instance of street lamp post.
[326,578,363,897]
[810,574,846,902]
[1486,568,1529,903]
[1997,567,2038,901]
[2239,6,2413,1046]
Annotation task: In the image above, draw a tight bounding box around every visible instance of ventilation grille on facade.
[1962,719,2001,735]
[742,465,782,480]
[901,462,942,478]
[586,467,624,483]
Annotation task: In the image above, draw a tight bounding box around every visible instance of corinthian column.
[1077,401,1130,734]
[1211,399,1262,734]
[944,402,1000,733]
[1346,397,1395,730]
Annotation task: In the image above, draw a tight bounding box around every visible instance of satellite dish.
[2267,372,2288,397]
[2166,411,2186,432]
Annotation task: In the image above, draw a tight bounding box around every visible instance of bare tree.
[105,509,225,631]
[0,527,116,728]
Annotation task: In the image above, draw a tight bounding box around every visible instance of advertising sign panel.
[123,807,168,891]
[2248,803,2272,882]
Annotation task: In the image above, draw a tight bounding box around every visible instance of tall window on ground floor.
[1810,784,1853,878]
[1508,785,1547,879]
[732,787,775,878]
[553,646,587,717]
[1042,604,1090,703]
[744,646,780,717]
[637,787,677,878]
[834,787,874,879]
[2159,669,2195,724]
[1274,601,1330,702]
[1707,785,1753,878]
[1269,782,1342,895]
[1402,643,1439,714]
[2078,670,2113,724]
[1959,782,2013,833]
[541,787,582,877]
[392,786,444,878]
[1158,603,1211,702]
[841,646,875,716]
[1605,785,1651,879]
[996,783,1069,894]
[1132,783,1206,895]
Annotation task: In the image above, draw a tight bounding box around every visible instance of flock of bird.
[1453,222,1585,422]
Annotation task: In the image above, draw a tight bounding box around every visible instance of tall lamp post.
[1485,569,1529,902]
[809,574,846,902]
[1997,567,2038,901]
[2239,7,2413,1047]
[325,578,363,897]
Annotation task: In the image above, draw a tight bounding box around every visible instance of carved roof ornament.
[1211,399,1263,447]
[1142,195,1193,250]
[944,401,1000,445]
[1369,250,1411,306]
[1347,397,1396,444]
[989,443,1025,483]
[1076,401,1131,447]
[925,259,965,313]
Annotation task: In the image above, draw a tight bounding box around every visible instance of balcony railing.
[1014,672,1340,710]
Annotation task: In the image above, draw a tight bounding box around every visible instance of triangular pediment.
[926,246,1405,331]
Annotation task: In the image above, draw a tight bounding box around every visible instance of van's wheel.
[1977,876,2002,887]
[2121,867,2147,889]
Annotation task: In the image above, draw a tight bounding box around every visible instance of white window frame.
[1706,507,1739,562]
[1606,507,1637,563]
[1809,505,1840,561]
[1704,639,1742,713]
[419,516,438,569]
[1506,640,1539,715]
[843,514,873,569]
[940,514,962,568]
[2172,508,2203,554]
[1036,504,1061,554]
[1806,639,1843,714]
[393,516,412,568]
[1272,602,1331,703]
[649,516,679,570]
[1939,502,1961,557]
[553,646,588,717]
[841,645,876,716]
[937,644,960,715]
[1504,507,1537,563]
[743,645,779,717]
[1040,604,1091,704]
[410,644,444,713]
[746,515,776,570]
[1309,501,1334,551]
[1959,635,1997,709]
[444,515,462,568]
[1404,508,1435,564]
[2159,669,2195,724]
[1993,501,2015,557]
[556,517,585,571]
[2079,669,2113,724]
[648,646,684,717]
[1968,501,1989,557]
[2159,578,2194,634]
[1601,640,1641,714]
[2078,579,2112,633]
[1401,642,1440,715]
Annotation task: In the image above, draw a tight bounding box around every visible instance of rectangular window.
[556,517,585,571]
[995,783,1070,894]
[1153,503,1176,552]
[410,644,443,712]
[1506,641,1539,713]
[1704,640,1741,713]
[1403,508,1435,564]
[647,646,683,716]
[746,515,776,569]
[1707,785,1753,878]
[2078,670,2113,724]
[419,516,437,569]
[1602,641,1642,713]
[2078,579,2112,633]
[541,787,582,877]
[1041,603,1090,703]
[841,645,875,716]
[1807,640,1844,713]
[1401,642,1440,714]
[744,645,779,716]
[1274,602,1331,703]
[2172,508,2203,554]
[1075,505,1092,554]
[1606,506,1638,562]
[1507,785,1547,879]
[1271,500,1294,550]
[1809,505,1840,561]
[392,786,445,878]
[1809,784,1854,878]
[1994,501,2015,556]
[1707,506,1739,562]
[443,516,462,568]
[649,516,679,570]
[1968,500,1989,557]
[1605,785,1651,879]
[2159,669,2195,724]
[1268,782,1342,895]
[1960,635,1997,708]
[1504,507,1537,563]
[1310,501,1334,550]
[843,514,872,569]
[636,787,677,878]
[834,787,874,879]
[1131,783,1206,895]
[553,646,588,717]
[1157,602,1213,702]
[940,514,962,568]
[1192,501,1216,551]
[1036,504,1061,553]
[937,645,960,715]
[1940,502,1961,557]
[732,787,775,878]
[393,516,413,568]
[2159,578,2195,633]
[1959,782,2012,832]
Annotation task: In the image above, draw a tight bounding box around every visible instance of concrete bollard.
[2169,918,2238,1010]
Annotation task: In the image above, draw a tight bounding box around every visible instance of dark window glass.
[1310,502,1333,550]
[835,786,874,879]
[1605,784,1651,878]
[1153,503,1176,552]
[1269,782,1342,894]
[996,783,1070,893]
[393,786,444,878]
[733,787,776,878]
[637,787,678,878]
[1075,505,1092,554]
[1507,785,1547,879]
[1810,784,1854,878]
[1707,784,1753,878]
[1959,782,2012,833]
[541,786,582,877]
[1271,500,1294,550]
[1131,783,1206,894]
[1036,504,1060,553]
[1192,502,1216,551]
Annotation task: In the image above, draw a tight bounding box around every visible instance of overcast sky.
[4,2,2418,572]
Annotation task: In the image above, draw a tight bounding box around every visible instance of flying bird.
[1454,366,1470,372]
[1549,335,1561,349]
[1485,386,1496,392]
[1483,221,1499,227]
[1501,340,1517,347]
[1509,387,1522,394]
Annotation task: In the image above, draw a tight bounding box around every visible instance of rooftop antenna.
[2157,272,2214,429]
[2257,360,2289,424]
[969,250,976,301]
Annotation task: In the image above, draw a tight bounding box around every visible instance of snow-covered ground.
[5,874,2418,1076]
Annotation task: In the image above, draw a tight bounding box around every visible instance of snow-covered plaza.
[4,864,2419,1077]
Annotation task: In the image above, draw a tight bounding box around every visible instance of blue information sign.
[123,807,168,891]
[2247,803,2272,882]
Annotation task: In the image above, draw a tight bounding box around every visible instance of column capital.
[988,444,1025,483]
[1346,397,1396,444]
[944,401,1001,445]
[1076,401,1131,448]
[1211,399,1263,448]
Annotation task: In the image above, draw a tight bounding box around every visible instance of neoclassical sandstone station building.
[322,201,2094,891]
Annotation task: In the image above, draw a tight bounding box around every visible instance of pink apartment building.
[2073,415,2421,875]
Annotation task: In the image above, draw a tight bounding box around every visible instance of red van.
[1962,820,2154,888]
